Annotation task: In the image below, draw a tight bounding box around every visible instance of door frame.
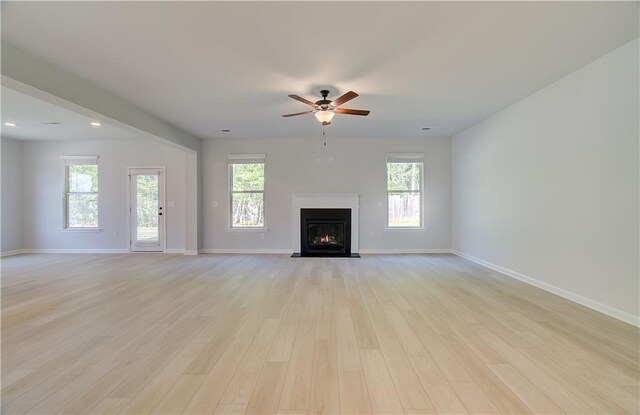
[127,166,166,253]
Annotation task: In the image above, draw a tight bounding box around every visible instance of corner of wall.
[1,136,24,254]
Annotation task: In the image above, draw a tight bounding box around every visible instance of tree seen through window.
[231,162,264,227]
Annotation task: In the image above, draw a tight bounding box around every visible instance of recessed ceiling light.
[90,121,102,127]
[3,122,17,127]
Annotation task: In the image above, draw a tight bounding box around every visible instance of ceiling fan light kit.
[283,89,370,125]
[315,110,335,125]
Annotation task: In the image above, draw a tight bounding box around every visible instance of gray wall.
[20,139,189,251]
[203,136,452,252]
[1,137,24,253]
[452,39,639,322]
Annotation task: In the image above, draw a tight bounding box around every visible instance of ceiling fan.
[282,89,370,125]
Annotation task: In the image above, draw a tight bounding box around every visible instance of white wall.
[452,39,639,323]
[21,139,189,252]
[1,137,24,253]
[203,136,451,252]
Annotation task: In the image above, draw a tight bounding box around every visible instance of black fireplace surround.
[300,208,351,257]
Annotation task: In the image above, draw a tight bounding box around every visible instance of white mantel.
[292,193,359,254]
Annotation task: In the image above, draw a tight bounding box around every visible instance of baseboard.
[199,248,453,255]
[1,249,25,257]
[200,249,292,254]
[359,248,452,255]
[451,250,640,327]
[22,248,129,254]
[2,248,454,257]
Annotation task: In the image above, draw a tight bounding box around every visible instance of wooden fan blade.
[288,94,317,107]
[282,110,314,117]
[332,91,359,107]
[335,108,370,116]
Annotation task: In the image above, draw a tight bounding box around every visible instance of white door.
[130,168,165,252]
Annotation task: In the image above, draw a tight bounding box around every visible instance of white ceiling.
[2,2,638,140]
[1,87,139,141]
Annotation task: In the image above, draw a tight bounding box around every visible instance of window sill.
[226,227,269,232]
[384,227,424,231]
[59,228,103,232]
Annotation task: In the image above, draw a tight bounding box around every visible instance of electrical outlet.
[113,231,118,238]
[369,231,375,238]
[260,233,266,240]
[212,201,218,208]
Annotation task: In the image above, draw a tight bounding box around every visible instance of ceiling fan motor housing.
[316,89,332,107]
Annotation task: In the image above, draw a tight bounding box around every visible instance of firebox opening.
[309,223,344,246]
[299,208,352,257]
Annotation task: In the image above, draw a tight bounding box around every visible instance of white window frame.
[228,154,266,230]
[61,155,100,231]
[385,153,424,230]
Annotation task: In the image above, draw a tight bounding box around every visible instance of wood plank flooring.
[1,253,638,414]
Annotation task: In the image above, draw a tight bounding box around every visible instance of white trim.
[386,152,424,161]
[386,158,424,229]
[226,227,269,232]
[199,248,452,255]
[22,249,128,254]
[359,249,451,254]
[63,161,100,229]
[184,250,199,255]
[60,156,99,164]
[292,193,360,254]
[164,249,185,254]
[228,159,266,230]
[59,228,103,232]
[1,249,25,257]
[228,153,266,160]
[200,249,291,254]
[451,250,640,327]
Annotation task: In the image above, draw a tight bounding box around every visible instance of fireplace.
[300,208,351,257]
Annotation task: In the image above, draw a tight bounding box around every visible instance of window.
[62,156,99,229]
[229,154,265,228]
[386,154,423,228]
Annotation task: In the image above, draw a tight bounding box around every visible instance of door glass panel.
[136,174,159,242]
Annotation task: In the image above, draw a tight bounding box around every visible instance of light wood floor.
[1,253,638,414]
